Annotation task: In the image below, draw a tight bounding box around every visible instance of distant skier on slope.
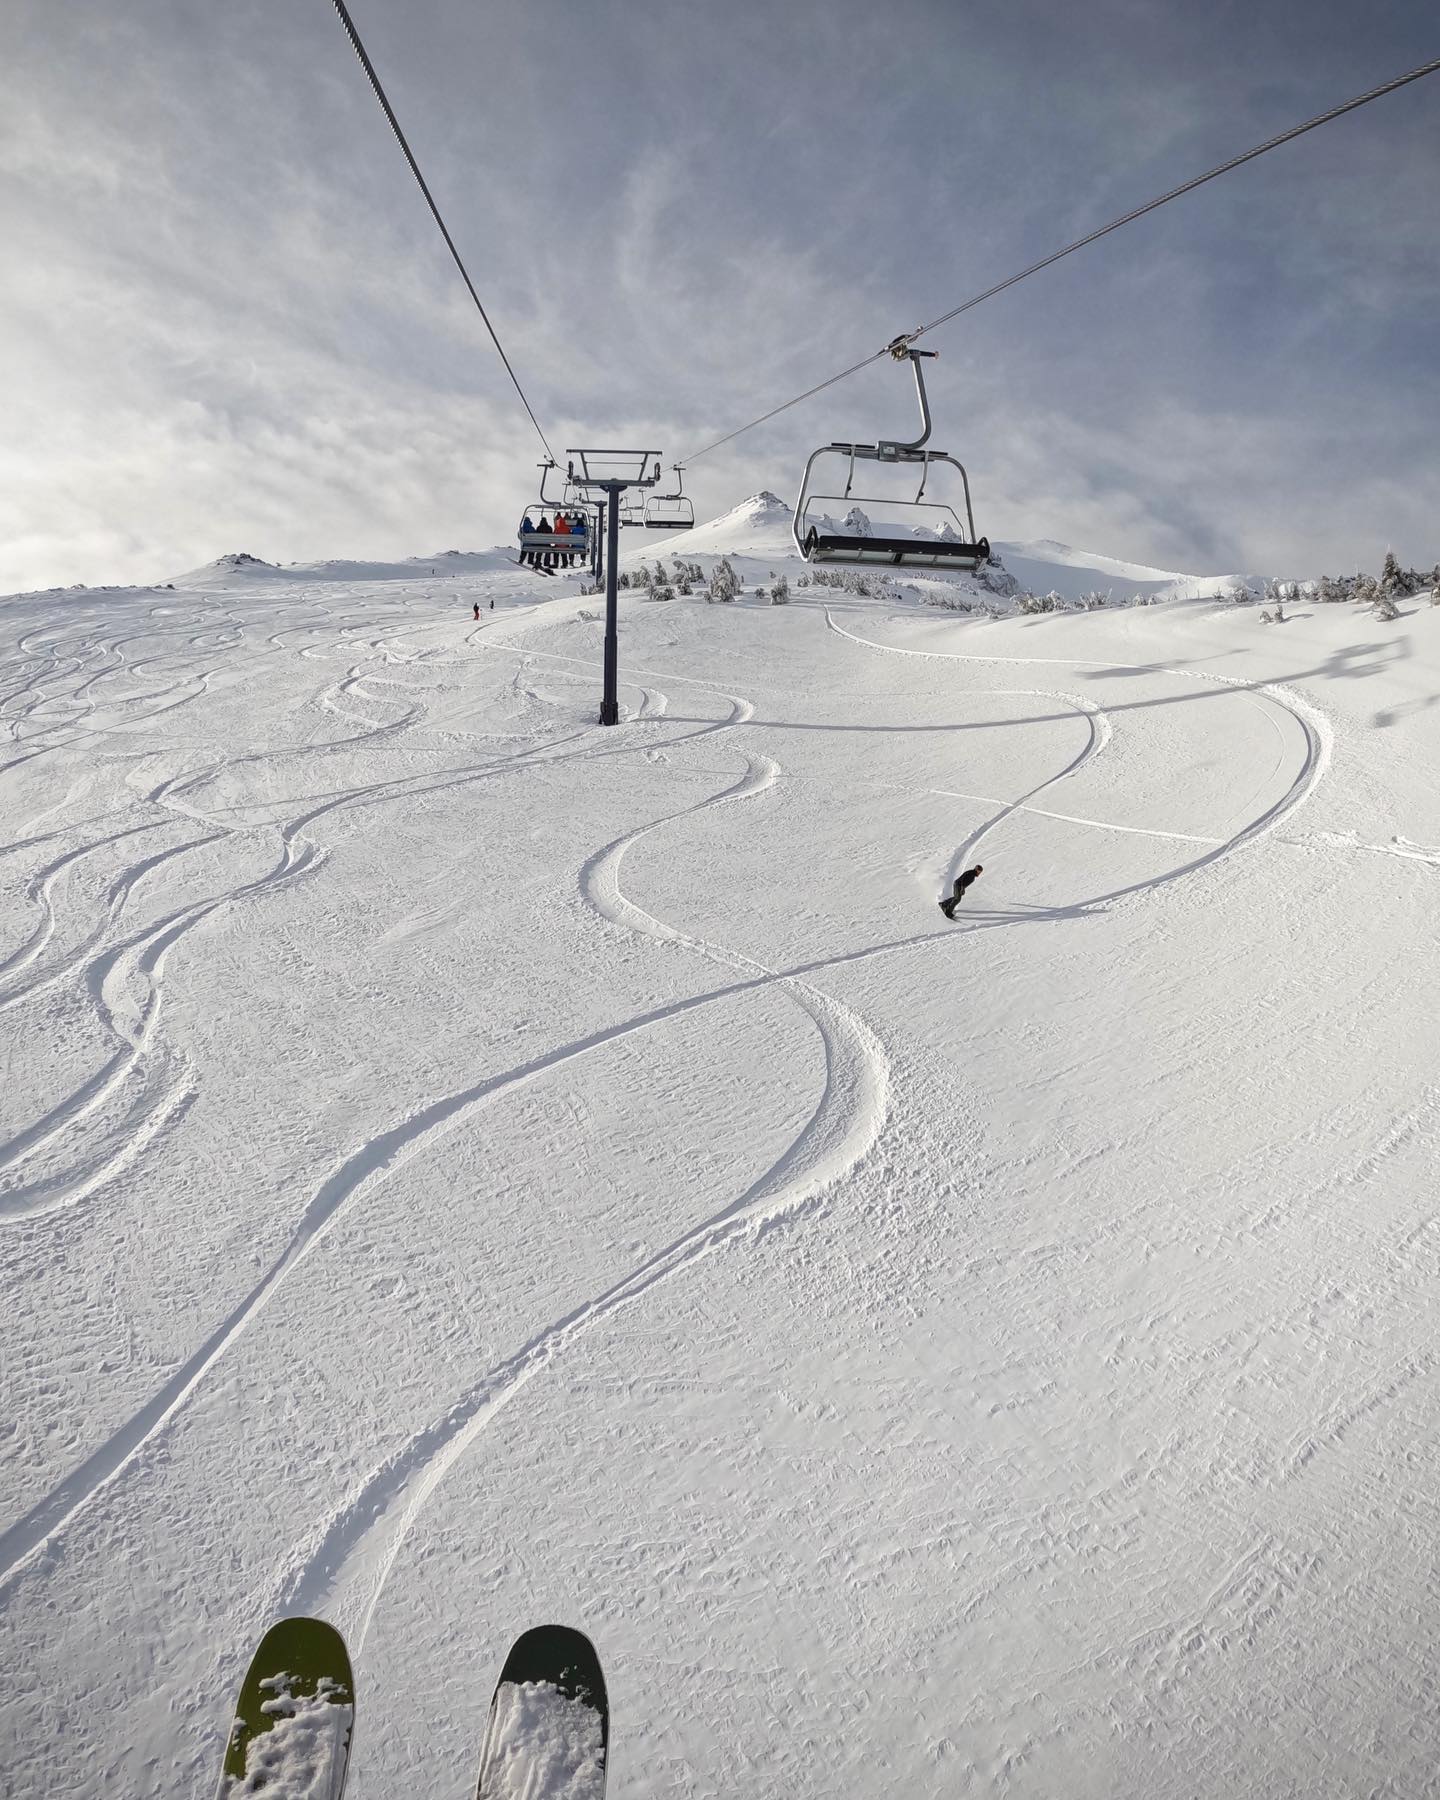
[939,864,983,918]
[473,602,480,620]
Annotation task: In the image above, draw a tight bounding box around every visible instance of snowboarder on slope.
[939,864,983,918]
[473,602,480,620]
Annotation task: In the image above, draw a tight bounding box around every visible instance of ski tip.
[219,1617,354,1800]
[251,1615,353,1681]
[495,1625,607,1740]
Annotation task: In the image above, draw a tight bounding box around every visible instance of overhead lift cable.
[327,0,556,463]
[682,55,1440,466]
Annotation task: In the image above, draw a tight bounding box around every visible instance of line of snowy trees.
[1016,589,1120,614]
[1240,553,1440,623]
[587,547,1440,623]
[1313,554,1440,619]
[794,568,900,599]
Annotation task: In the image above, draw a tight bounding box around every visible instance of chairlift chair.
[516,504,591,573]
[643,465,695,532]
[792,344,990,571]
[516,462,595,574]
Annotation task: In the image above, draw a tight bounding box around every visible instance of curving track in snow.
[0,589,1331,1596]
[824,608,1331,912]
[278,698,896,1641]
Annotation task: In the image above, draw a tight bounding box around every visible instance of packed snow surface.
[480,1682,605,1800]
[2,522,1439,1799]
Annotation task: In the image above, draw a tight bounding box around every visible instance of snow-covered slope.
[3,543,1440,1800]
[997,535,1244,601]
[628,489,799,561]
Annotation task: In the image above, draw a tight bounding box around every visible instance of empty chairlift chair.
[792,343,990,571]
[643,466,695,532]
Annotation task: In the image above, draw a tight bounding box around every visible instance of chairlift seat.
[644,513,694,532]
[803,527,989,570]
[519,528,590,552]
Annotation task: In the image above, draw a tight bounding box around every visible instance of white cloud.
[2,0,1436,592]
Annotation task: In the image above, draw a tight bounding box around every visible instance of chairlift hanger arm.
[565,449,665,490]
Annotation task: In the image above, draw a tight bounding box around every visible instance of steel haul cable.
[682,55,1440,465]
[327,0,556,463]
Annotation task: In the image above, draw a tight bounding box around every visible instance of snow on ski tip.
[476,1627,609,1800]
[217,1618,354,1800]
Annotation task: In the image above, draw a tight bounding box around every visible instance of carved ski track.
[824,609,1331,910]
[0,667,218,775]
[280,714,893,1641]
[0,826,221,1019]
[0,820,164,992]
[0,601,1098,1582]
[0,830,327,1218]
[940,685,1110,883]
[0,672,763,1582]
[1284,829,1440,869]
[6,596,1193,1597]
[12,668,747,1221]
[0,614,413,1213]
[872,779,1224,847]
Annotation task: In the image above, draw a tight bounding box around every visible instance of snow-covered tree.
[770,574,790,605]
[707,558,741,603]
[1380,551,1409,598]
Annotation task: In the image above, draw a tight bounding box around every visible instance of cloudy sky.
[2,0,1436,593]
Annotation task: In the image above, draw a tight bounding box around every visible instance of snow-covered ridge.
[169,548,522,588]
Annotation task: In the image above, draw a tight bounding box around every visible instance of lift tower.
[565,450,663,726]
